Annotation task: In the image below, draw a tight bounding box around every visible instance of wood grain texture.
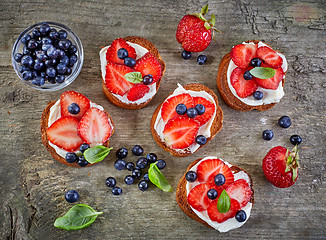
[0,0,325,239]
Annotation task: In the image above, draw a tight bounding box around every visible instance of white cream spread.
[186,156,253,232]
[153,84,217,154]
[99,42,157,105]
[47,99,112,158]
[227,41,288,106]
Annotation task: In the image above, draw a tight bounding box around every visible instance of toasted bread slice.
[150,83,223,157]
[176,158,254,229]
[101,36,166,109]
[216,40,286,111]
[41,101,115,168]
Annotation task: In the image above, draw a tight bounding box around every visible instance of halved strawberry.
[207,198,240,223]
[187,183,212,212]
[105,62,134,96]
[161,93,194,123]
[163,116,199,149]
[226,179,252,208]
[230,44,258,69]
[255,65,284,90]
[197,159,234,188]
[193,97,215,126]
[77,108,113,145]
[106,38,137,65]
[60,91,90,121]
[134,52,162,83]
[127,84,150,101]
[230,67,258,98]
[47,116,83,151]
[257,46,283,68]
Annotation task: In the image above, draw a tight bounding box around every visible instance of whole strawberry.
[262,146,299,188]
[176,5,220,52]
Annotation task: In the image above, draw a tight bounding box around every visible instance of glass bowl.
[12,21,84,91]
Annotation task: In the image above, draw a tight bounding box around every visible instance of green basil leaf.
[249,67,276,79]
[84,146,112,164]
[54,204,103,230]
[148,163,173,192]
[124,72,143,83]
[217,190,231,213]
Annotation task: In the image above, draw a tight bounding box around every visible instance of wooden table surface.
[0,0,325,239]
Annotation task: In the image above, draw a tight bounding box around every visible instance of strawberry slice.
[105,62,134,96]
[193,97,215,126]
[127,84,150,101]
[161,93,194,123]
[47,116,83,151]
[257,46,283,68]
[207,198,240,223]
[134,52,162,83]
[60,91,90,121]
[230,67,258,98]
[226,179,253,208]
[106,38,137,65]
[162,116,199,149]
[197,159,234,188]
[255,65,284,90]
[230,44,258,69]
[187,183,212,212]
[77,107,113,145]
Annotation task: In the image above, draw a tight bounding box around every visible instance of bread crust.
[216,40,286,111]
[101,36,166,109]
[150,83,223,157]
[176,158,254,229]
[41,100,115,168]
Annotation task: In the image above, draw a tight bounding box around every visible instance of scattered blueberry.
[79,143,90,153]
[124,175,134,185]
[77,155,89,167]
[21,55,34,67]
[262,129,274,141]
[290,135,302,145]
[197,54,207,65]
[253,91,263,100]
[65,152,78,163]
[195,104,205,115]
[65,190,79,203]
[114,159,126,170]
[132,169,142,179]
[207,189,218,200]
[250,58,262,67]
[146,153,157,163]
[235,210,247,222]
[156,159,166,170]
[143,173,149,181]
[195,135,207,145]
[46,67,56,78]
[185,171,197,182]
[176,103,187,115]
[117,48,128,59]
[181,50,191,60]
[112,187,122,195]
[138,180,149,191]
[105,177,116,188]
[136,157,148,169]
[143,74,153,85]
[243,70,253,80]
[126,162,135,171]
[14,53,23,63]
[214,174,226,186]
[116,148,128,159]
[21,34,31,45]
[31,77,45,86]
[186,108,198,118]
[124,57,136,67]
[58,29,68,39]
[132,145,144,156]
[278,116,291,128]
[55,75,65,83]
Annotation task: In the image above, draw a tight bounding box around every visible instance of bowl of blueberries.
[12,21,83,91]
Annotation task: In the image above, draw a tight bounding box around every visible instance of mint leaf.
[217,190,231,213]
[84,146,112,164]
[54,204,103,230]
[124,72,143,83]
[148,163,173,192]
[249,67,276,79]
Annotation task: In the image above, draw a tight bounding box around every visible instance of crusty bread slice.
[102,36,166,109]
[41,101,115,168]
[176,158,254,229]
[150,83,223,157]
[216,40,286,111]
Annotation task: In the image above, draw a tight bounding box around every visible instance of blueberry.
[146,153,157,163]
[124,57,136,67]
[31,28,41,39]
[278,116,291,128]
[290,135,302,145]
[49,29,59,40]
[138,180,149,191]
[58,39,70,51]
[19,66,30,73]
[65,190,79,203]
[181,50,191,60]
[69,54,78,66]
[114,159,126,170]
[47,46,58,59]
[243,70,253,80]
[143,74,153,85]
[262,129,274,141]
[77,155,89,167]
[42,43,53,51]
[124,175,134,185]
[68,45,77,55]
[207,189,218,200]
[235,210,247,222]
[65,152,78,163]
[214,174,226,186]
[136,157,148,169]
[132,169,142,179]
[250,58,262,67]
[39,23,51,36]
[21,55,34,67]
[21,34,31,45]
[36,50,48,61]
[55,75,65,83]
[57,63,67,74]
[126,162,135,171]
[197,55,207,65]
[33,59,44,71]
[143,173,149,181]
[195,104,205,115]
[132,145,144,156]
[60,55,69,65]
[45,59,57,67]
[46,67,56,78]
[176,103,187,115]
[47,76,55,84]
[31,71,38,78]
[58,29,68,39]
[156,159,166,170]
[14,53,23,62]
[195,135,207,145]
[27,39,39,50]
[22,71,33,81]
[22,46,32,55]
[41,37,52,45]
[65,67,72,75]
[116,148,128,159]
[79,143,90,153]
[105,177,116,188]
[186,108,198,118]
[56,49,66,60]
[253,91,263,100]
[185,171,197,182]
[67,103,80,115]
[31,77,45,86]
[112,187,122,195]
[117,48,128,59]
